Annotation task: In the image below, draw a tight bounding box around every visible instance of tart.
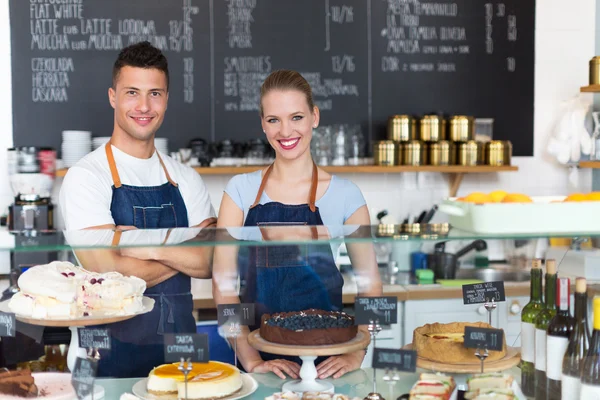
[413,322,507,364]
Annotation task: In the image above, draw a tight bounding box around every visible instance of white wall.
[0,0,596,228]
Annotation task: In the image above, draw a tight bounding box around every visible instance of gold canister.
[420,115,446,142]
[428,140,454,166]
[590,56,600,85]
[449,115,474,142]
[503,140,512,165]
[486,141,505,165]
[477,141,486,165]
[457,140,479,166]
[388,115,416,142]
[374,140,396,166]
[403,140,427,166]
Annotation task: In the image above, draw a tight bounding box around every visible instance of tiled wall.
[0,0,597,228]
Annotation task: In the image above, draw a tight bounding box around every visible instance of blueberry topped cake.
[260,309,358,345]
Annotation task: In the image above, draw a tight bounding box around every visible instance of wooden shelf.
[580,85,600,93]
[55,164,518,197]
[579,161,600,168]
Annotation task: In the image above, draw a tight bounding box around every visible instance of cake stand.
[248,329,370,393]
[0,297,155,372]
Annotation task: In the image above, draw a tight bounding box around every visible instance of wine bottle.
[535,259,557,400]
[521,258,544,397]
[547,277,575,400]
[580,297,600,397]
[562,277,590,399]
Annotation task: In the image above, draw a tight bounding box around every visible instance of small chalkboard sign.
[462,281,506,305]
[78,328,111,350]
[217,303,255,326]
[0,312,15,337]
[355,296,398,325]
[463,326,504,351]
[164,333,209,363]
[71,357,97,400]
[372,348,417,372]
[16,321,43,343]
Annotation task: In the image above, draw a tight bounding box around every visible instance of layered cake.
[260,309,357,346]
[0,369,38,398]
[147,361,242,399]
[8,261,146,319]
[413,322,507,364]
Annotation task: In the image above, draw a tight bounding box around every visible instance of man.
[59,41,215,377]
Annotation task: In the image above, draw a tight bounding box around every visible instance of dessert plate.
[132,373,258,400]
[0,297,155,327]
[2,372,104,400]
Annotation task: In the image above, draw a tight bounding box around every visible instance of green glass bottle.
[521,258,544,397]
[534,259,557,400]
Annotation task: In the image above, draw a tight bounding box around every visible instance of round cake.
[260,309,357,346]
[413,322,507,364]
[147,361,242,399]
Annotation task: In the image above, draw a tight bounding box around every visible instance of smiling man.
[59,41,216,378]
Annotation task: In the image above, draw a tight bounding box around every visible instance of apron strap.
[250,162,319,212]
[105,142,122,189]
[111,230,122,247]
[105,141,178,188]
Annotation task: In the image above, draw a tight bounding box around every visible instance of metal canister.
[448,115,474,142]
[403,140,427,166]
[485,140,505,166]
[388,115,416,142]
[428,140,454,165]
[419,115,446,142]
[457,141,479,166]
[590,56,600,85]
[503,140,512,165]
[477,141,486,165]
[374,140,397,166]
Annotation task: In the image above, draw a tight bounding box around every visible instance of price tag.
[462,281,506,305]
[372,348,417,372]
[463,326,504,351]
[0,312,15,337]
[217,303,255,326]
[77,328,111,350]
[71,357,97,400]
[354,296,398,325]
[164,333,209,363]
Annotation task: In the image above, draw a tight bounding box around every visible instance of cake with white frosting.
[8,261,146,319]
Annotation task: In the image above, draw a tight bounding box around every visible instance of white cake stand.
[0,297,154,371]
[248,330,370,393]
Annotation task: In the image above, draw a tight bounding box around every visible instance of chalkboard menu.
[10,0,535,156]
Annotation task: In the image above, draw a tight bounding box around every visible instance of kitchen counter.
[96,366,522,399]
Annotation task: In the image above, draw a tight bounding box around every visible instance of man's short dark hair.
[112,41,169,90]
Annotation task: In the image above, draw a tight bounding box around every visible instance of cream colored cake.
[8,261,146,319]
[147,361,242,399]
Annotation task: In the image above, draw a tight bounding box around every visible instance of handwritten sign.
[78,328,110,350]
[0,312,15,337]
[217,303,255,326]
[355,296,398,325]
[372,348,417,372]
[463,326,504,351]
[462,281,506,305]
[71,357,97,400]
[164,333,209,363]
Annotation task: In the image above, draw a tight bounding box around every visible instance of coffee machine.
[7,147,55,231]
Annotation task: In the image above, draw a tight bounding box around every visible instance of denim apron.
[240,163,343,365]
[94,142,195,378]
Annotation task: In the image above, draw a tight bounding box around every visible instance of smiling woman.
[213,70,382,381]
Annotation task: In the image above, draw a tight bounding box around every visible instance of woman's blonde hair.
[259,70,315,117]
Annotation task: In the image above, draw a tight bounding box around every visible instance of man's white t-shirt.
[59,145,215,230]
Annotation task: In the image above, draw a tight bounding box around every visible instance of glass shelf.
[0,225,597,253]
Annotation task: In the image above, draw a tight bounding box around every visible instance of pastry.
[8,261,146,319]
[260,309,357,346]
[0,369,38,398]
[413,322,507,364]
[147,361,242,399]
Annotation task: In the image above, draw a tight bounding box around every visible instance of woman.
[213,70,381,380]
